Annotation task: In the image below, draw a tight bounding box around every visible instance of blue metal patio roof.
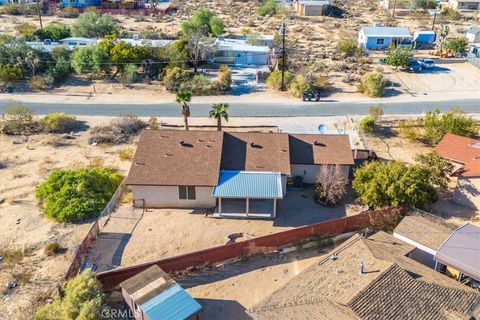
[140,284,202,320]
[212,170,283,199]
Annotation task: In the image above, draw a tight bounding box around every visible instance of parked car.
[419,59,435,70]
[406,59,423,73]
[301,91,320,102]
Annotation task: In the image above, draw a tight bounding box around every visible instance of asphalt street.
[0,98,478,117]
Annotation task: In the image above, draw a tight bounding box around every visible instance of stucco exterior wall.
[449,0,480,10]
[290,164,350,184]
[302,4,329,15]
[452,176,480,210]
[132,185,216,208]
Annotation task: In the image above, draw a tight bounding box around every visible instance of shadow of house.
[86,232,131,272]
[194,299,252,320]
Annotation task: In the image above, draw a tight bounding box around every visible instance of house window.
[179,186,196,200]
[376,38,385,45]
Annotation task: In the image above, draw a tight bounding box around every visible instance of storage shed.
[413,30,436,49]
[120,265,202,320]
[293,0,331,16]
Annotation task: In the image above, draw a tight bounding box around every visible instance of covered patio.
[212,171,283,219]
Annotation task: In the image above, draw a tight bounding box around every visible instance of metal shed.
[434,223,480,282]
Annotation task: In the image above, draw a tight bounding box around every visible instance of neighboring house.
[434,133,480,210]
[249,231,480,319]
[434,223,480,284]
[213,38,272,65]
[125,130,354,218]
[466,27,480,43]
[449,0,480,10]
[293,0,331,16]
[358,25,413,49]
[413,30,437,49]
[120,265,202,320]
[393,215,453,268]
[60,0,101,8]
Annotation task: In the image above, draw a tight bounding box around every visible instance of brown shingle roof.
[289,134,354,165]
[221,132,291,175]
[249,232,480,320]
[434,133,480,178]
[126,130,224,186]
[393,215,454,251]
[126,130,354,186]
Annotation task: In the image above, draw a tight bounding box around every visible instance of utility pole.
[279,20,287,92]
[36,0,43,30]
[392,0,397,18]
[431,12,437,31]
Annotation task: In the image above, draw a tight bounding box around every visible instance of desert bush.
[410,0,437,10]
[44,242,61,256]
[0,64,24,84]
[119,64,137,85]
[40,113,80,133]
[118,146,135,161]
[49,57,71,83]
[444,36,469,56]
[257,0,279,16]
[423,108,477,145]
[14,22,37,40]
[368,105,384,120]
[315,165,348,206]
[440,6,461,20]
[29,75,52,90]
[35,167,122,222]
[360,116,375,133]
[337,38,363,57]
[266,70,294,91]
[216,64,232,91]
[289,75,312,98]
[51,46,71,61]
[184,74,212,95]
[357,71,388,97]
[397,119,420,141]
[71,45,109,75]
[353,161,437,209]
[34,270,104,320]
[1,3,21,15]
[36,23,71,41]
[0,246,27,267]
[149,116,159,129]
[72,12,118,38]
[89,114,147,144]
[58,6,79,18]
[0,101,40,135]
[163,66,190,92]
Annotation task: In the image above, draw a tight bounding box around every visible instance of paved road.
[0,98,478,117]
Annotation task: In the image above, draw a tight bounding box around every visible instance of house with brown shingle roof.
[248,231,480,320]
[434,133,480,210]
[126,130,354,218]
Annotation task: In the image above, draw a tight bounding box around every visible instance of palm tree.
[176,88,192,131]
[209,103,229,131]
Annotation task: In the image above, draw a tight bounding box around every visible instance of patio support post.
[219,197,222,215]
[273,198,277,218]
[246,198,250,217]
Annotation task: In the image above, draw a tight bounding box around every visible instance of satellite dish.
[318,124,327,134]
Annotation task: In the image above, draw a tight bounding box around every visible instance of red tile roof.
[434,133,480,178]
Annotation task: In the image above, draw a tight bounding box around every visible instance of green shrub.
[257,0,279,16]
[185,74,211,95]
[149,116,159,129]
[353,161,437,209]
[119,64,137,85]
[40,113,79,133]
[72,12,118,38]
[0,101,40,135]
[118,146,135,161]
[163,66,190,92]
[35,168,122,222]
[368,105,384,120]
[337,38,363,57]
[444,36,469,56]
[360,116,375,133]
[289,75,312,98]
[34,270,104,320]
[385,46,414,69]
[357,71,387,97]
[440,6,461,20]
[1,3,21,15]
[29,75,52,91]
[0,64,24,84]
[71,45,108,75]
[36,23,71,41]
[216,64,232,91]
[423,108,477,145]
[51,46,71,61]
[266,70,294,91]
[397,119,420,141]
[49,57,71,83]
[14,22,37,40]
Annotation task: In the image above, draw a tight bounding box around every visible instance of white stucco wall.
[452,176,480,210]
[290,164,350,184]
[131,185,216,208]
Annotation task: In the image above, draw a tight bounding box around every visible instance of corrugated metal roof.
[435,223,480,282]
[140,284,202,320]
[361,26,412,38]
[212,170,283,199]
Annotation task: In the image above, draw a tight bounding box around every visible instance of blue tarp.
[140,284,202,320]
[212,170,283,199]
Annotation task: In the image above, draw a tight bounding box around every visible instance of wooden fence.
[97,207,404,291]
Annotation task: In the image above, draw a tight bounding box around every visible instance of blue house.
[358,25,413,50]
[60,0,101,8]
[120,265,202,320]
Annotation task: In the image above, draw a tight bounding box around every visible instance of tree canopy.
[423,108,478,145]
[71,45,109,75]
[353,161,437,209]
[71,12,119,38]
[35,167,122,222]
[181,8,224,37]
[385,46,414,68]
[444,36,469,56]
